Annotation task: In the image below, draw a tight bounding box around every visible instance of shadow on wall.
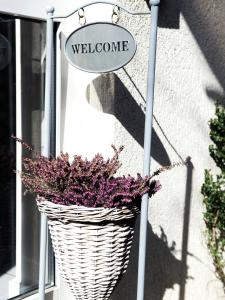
[157,0,225,98]
[206,88,225,107]
[86,73,171,166]
[83,0,225,298]
[153,0,181,29]
[181,0,225,94]
[86,73,194,299]
[111,158,193,300]
[112,222,185,300]
[179,157,193,300]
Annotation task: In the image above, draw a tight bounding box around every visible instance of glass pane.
[0,15,16,300]
[20,18,47,295]
[0,15,54,300]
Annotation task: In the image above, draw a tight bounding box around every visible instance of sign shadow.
[86,73,171,166]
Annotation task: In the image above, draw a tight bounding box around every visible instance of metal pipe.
[38,6,54,300]
[136,1,160,299]
[52,0,150,19]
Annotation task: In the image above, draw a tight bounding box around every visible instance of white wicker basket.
[37,199,139,300]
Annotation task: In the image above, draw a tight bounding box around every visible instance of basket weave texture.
[37,199,139,300]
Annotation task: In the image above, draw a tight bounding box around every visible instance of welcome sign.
[65,22,137,73]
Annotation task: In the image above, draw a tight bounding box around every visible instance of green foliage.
[209,106,225,172]
[201,104,225,288]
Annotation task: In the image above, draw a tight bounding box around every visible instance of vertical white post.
[14,18,22,297]
[136,1,160,299]
[38,6,54,300]
[56,29,61,156]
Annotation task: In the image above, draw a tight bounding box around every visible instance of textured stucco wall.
[3,0,224,299]
[59,0,225,299]
[108,1,225,300]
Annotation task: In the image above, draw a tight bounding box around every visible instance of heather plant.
[13,137,161,208]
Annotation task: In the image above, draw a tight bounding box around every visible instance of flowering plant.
[14,137,161,208]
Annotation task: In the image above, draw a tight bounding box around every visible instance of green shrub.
[201,105,225,288]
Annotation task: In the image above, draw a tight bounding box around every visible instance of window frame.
[0,13,56,300]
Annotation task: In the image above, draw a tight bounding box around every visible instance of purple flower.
[15,142,161,208]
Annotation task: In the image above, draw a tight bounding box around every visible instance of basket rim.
[37,197,140,223]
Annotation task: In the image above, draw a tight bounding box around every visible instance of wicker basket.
[37,199,139,300]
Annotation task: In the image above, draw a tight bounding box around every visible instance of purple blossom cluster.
[19,143,161,208]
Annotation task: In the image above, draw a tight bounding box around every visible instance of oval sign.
[65,22,137,73]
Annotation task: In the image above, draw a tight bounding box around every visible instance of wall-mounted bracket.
[52,0,151,19]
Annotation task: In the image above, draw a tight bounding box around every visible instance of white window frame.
[1,15,59,300]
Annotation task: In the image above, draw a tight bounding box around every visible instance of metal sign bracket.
[52,0,151,20]
[39,1,160,300]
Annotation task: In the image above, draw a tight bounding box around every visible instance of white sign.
[65,22,137,73]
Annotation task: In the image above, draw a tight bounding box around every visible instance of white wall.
[58,4,116,159]
[58,0,225,299]
[1,0,224,299]
[0,0,81,20]
[109,1,225,300]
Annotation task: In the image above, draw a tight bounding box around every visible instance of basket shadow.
[111,220,185,300]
